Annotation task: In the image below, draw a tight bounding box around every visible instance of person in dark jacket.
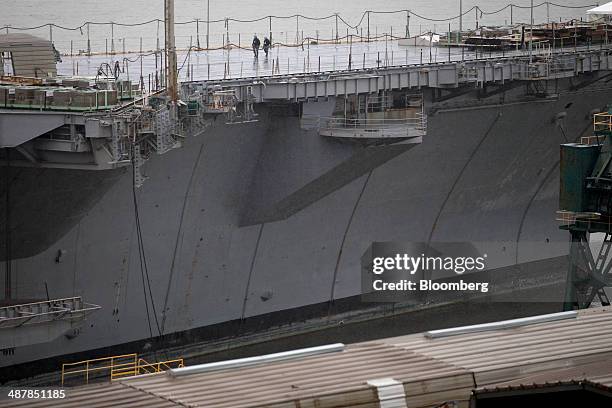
[252,35,261,58]
[263,37,271,57]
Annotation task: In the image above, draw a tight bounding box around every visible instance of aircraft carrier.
[2,11,612,384]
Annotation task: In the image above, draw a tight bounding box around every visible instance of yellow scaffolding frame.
[61,353,184,385]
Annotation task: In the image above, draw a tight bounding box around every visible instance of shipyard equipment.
[558,108,612,309]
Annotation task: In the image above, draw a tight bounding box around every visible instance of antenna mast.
[165,0,178,102]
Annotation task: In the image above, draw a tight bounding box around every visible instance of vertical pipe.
[196,19,200,49]
[510,5,513,26]
[87,23,91,56]
[225,18,229,49]
[574,21,577,51]
[552,22,556,55]
[111,22,115,54]
[157,20,161,52]
[166,0,178,102]
[406,10,410,38]
[206,0,210,50]
[367,11,370,42]
[448,23,451,62]
[529,0,533,63]
[349,34,352,69]
[459,0,463,37]
[49,24,53,43]
[269,16,273,46]
[336,14,339,44]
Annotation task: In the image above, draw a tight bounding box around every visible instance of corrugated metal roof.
[383,307,612,386]
[5,307,612,408]
[2,383,177,408]
[474,360,612,393]
[0,34,52,47]
[121,342,473,408]
[0,33,57,77]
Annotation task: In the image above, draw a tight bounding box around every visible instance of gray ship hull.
[1,76,610,378]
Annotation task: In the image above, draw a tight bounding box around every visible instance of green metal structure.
[559,107,612,310]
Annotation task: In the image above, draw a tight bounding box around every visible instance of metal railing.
[581,135,606,145]
[0,297,100,329]
[556,210,602,225]
[525,58,576,79]
[556,211,612,235]
[321,114,427,132]
[61,353,184,385]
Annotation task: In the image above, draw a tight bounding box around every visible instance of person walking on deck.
[263,37,271,57]
[252,35,261,58]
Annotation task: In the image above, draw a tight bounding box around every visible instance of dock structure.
[7,307,612,407]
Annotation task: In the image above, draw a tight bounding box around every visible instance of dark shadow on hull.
[0,166,126,260]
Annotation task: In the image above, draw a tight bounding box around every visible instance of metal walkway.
[181,46,612,103]
[0,297,100,349]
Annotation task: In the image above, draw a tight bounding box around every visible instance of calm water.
[0,0,597,53]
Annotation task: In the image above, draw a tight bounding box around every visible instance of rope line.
[0,2,599,33]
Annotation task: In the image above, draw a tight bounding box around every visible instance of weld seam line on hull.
[328,170,373,313]
[514,162,561,264]
[71,220,81,297]
[425,110,503,271]
[122,208,139,314]
[511,100,563,263]
[514,119,592,264]
[161,143,206,334]
[241,223,265,323]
